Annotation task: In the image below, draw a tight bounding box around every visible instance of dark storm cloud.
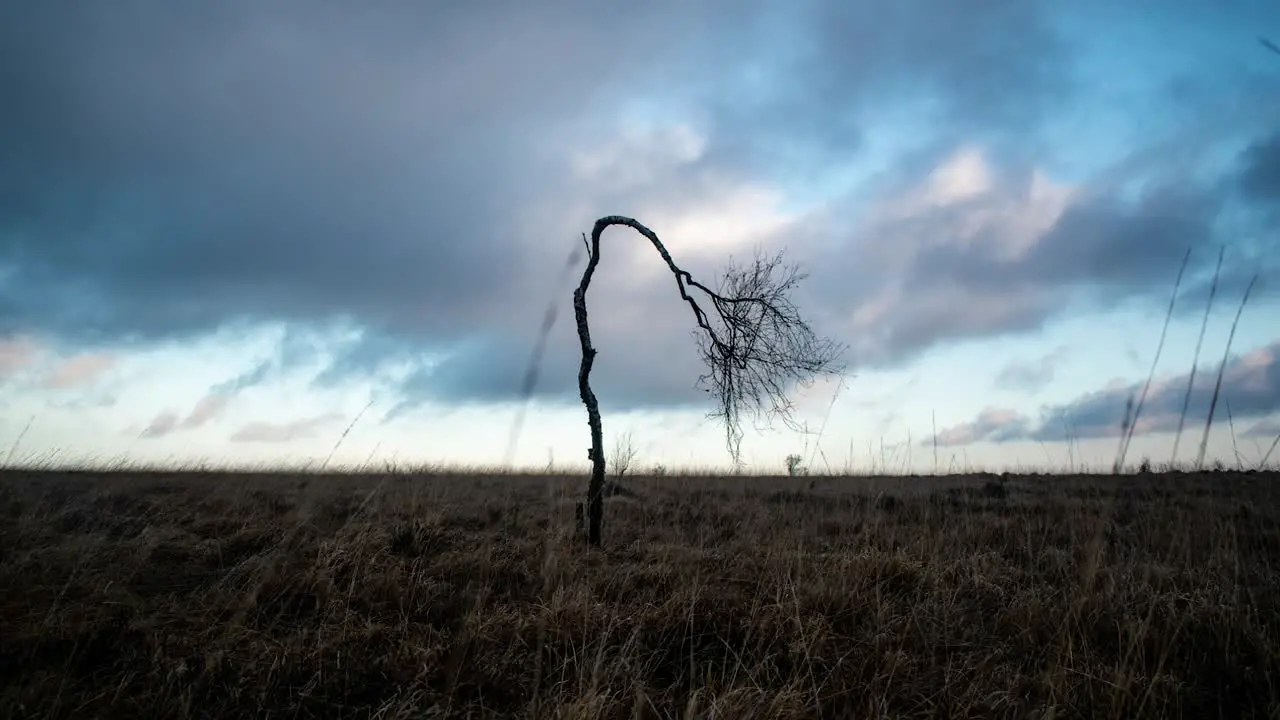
[0,1,755,345]
[6,1,1265,413]
[799,145,1279,368]
[932,340,1280,445]
[689,0,1070,177]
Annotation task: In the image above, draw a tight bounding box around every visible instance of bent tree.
[573,216,844,546]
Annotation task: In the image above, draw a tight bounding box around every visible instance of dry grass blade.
[5,415,35,466]
[1260,430,1280,469]
[320,400,374,471]
[504,245,584,468]
[1115,247,1190,472]
[1226,400,1243,470]
[1172,245,1223,465]
[1196,275,1258,470]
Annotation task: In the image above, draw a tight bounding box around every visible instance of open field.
[0,469,1277,719]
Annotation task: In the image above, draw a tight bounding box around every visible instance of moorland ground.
[0,468,1277,719]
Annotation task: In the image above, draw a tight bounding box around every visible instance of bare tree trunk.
[573,239,606,546]
[573,216,689,545]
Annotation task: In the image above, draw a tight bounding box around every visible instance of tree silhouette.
[573,216,844,546]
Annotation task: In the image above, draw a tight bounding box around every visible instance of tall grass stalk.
[1172,246,1224,465]
[505,245,582,467]
[1197,275,1259,469]
[320,400,374,471]
[5,414,35,467]
[1115,247,1191,472]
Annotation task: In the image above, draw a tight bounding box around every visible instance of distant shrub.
[785,454,806,477]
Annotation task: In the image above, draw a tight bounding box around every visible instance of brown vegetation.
[1,468,1277,718]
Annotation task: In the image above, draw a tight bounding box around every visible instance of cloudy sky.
[2,1,1278,473]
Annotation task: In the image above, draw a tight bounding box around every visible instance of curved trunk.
[573,216,677,546]
[572,279,606,546]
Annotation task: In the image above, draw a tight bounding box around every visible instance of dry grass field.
[0,468,1277,719]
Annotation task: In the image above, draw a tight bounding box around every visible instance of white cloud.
[924,145,994,204]
[638,181,797,260]
[565,119,799,266]
[872,144,1076,261]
